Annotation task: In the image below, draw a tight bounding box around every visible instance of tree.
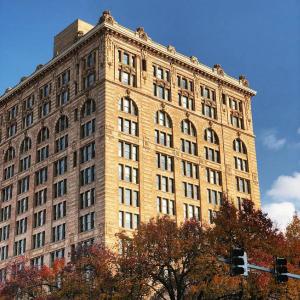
[117,216,223,300]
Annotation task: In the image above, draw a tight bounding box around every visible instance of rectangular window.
[156,175,174,193]
[207,189,223,205]
[3,165,14,180]
[50,249,65,266]
[81,119,95,138]
[54,157,68,176]
[39,101,51,118]
[35,189,47,206]
[119,187,139,207]
[206,168,222,185]
[22,112,33,128]
[0,245,8,261]
[32,232,45,249]
[234,157,248,172]
[31,255,44,268]
[80,142,96,163]
[52,224,66,242]
[183,204,200,220]
[178,94,195,110]
[79,212,95,232]
[118,164,138,184]
[36,145,49,163]
[204,147,220,163]
[14,239,26,256]
[54,179,67,198]
[2,185,13,202]
[57,69,70,87]
[55,135,68,152]
[119,211,139,229]
[57,89,70,106]
[53,202,66,220]
[18,176,30,194]
[181,160,199,178]
[16,217,27,235]
[19,156,31,172]
[35,167,48,186]
[236,177,251,194]
[182,182,200,200]
[181,139,197,155]
[0,225,10,242]
[118,118,138,136]
[7,105,18,121]
[80,188,95,209]
[157,197,175,215]
[7,123,17,138]
[33,210,46,227]
[156,153,174,171]
[118,141,138,161]
[39,83,52,99]
[155,130,172,147]
[80,166,95,186]
[17,197,28,215]
[0,206,11,222]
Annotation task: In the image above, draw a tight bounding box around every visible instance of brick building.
[0,11,260,273]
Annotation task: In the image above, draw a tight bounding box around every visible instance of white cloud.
[262,131,286,150]
[267,172,300,203]
[263,202,296,232]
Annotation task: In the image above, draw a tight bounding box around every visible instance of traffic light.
[274,257,288,283]
[230,248,248,276]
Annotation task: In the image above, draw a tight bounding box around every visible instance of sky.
[0,0,299,230]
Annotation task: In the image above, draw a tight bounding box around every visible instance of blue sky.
[1,0,299,229]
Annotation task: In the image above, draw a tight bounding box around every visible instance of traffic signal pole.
[218,257,300,280]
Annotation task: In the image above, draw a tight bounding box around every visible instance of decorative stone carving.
[208,120,213,127]
[126,89,131,96]
[190,56,199,64]
[20,76,27,82]
[170,63,177,88]
[213,64,225,76]
[5,87,12,94]
[98,10,114,25]
[237,130,241,137]
[35,64,44,71]
[167,45,176,54]
[105,34,114,67]
[136,27,148,41]
[161,102,166,110]
[239,75,249,87]
[186,112,190,118]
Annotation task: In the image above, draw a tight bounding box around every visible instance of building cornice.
[0,11,256,105]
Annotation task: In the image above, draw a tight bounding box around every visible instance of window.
[22,112,33,128]
[208,209,217,224]
[4,147,15,162]
[33,210,46,227]
[55,115,69,133]
[32,231,45,249]
[81,99,96,118]
[0,268,6,282]
[3,165,14,180]
[230,115,244,129]
[206,168,222,185]
[181,139,197,155]
[50,249,65,266]
[39,101,51,118]
[52,224,66,242]
[0,225,10,242]
[20,137,32,154]
[17,197,28,215]
[54,179,67,198]
[118,51,136,87]
[184,204,200,220]
[57,89,70,106]
[153,65,170,82]
[181,160,199,178]
[53,202,66,220]
[202,103,217,119]
[118,118,138,136]
[234,157,248,172]
[200,86,216,100]
[153,84,170,101]
[57,69,70,88]
[119,187,139,207]
[7,123,17,138]
[228,97,243,112]
[55,135,68,152]
[36,145,49,162]
[39,83,51,99]
[157,197,175,215]
[18,176,30,194]
[118,164,138,184]
[7,105,18,121]
[155,111,172,128]
[0,206,11,222]
[54,157,68,176]
[80,143,95,163]
[156,175,174,193]
[181,119,196,136]
[86,52,96,68]
[233,139,247,154]
[16,217,27,235]
[204,128,219,144]
[2,186,13,202]
[119,211,139,229]
[156,153,174,172]
[14,239,26,256]
[37,127,49,144]
[0,246,8,261]
[80,188,95,209]
[79,212,95,232]
[236,177,251,194]
[83,73,95,89]
[178,76,193,91]
[35,189,47,206]
[31,256,44,268]
[207,189,223,205]
[35,167,48,186]
[204,147,220,163]
[81,119,95,138]
[183,182,199,199]
[118,98,138,115]
[118,141,138,161]
[178,94,194,110]
[80,166,95,186]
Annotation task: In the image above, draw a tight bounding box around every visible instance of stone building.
[0,11,260,273]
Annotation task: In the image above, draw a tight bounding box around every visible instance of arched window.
[154,110,173,148]
[81,99,96,118]
[55,115,69,133]
[37,127,49,144]
[155,111,172,128]
[4,147,15,162]
[204,128,219,145]
[20,137,32,154]
[181,119,196,136]
[118,98,138,116]
[233,138,247,154]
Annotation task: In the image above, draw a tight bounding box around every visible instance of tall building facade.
[0,11,260,272]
